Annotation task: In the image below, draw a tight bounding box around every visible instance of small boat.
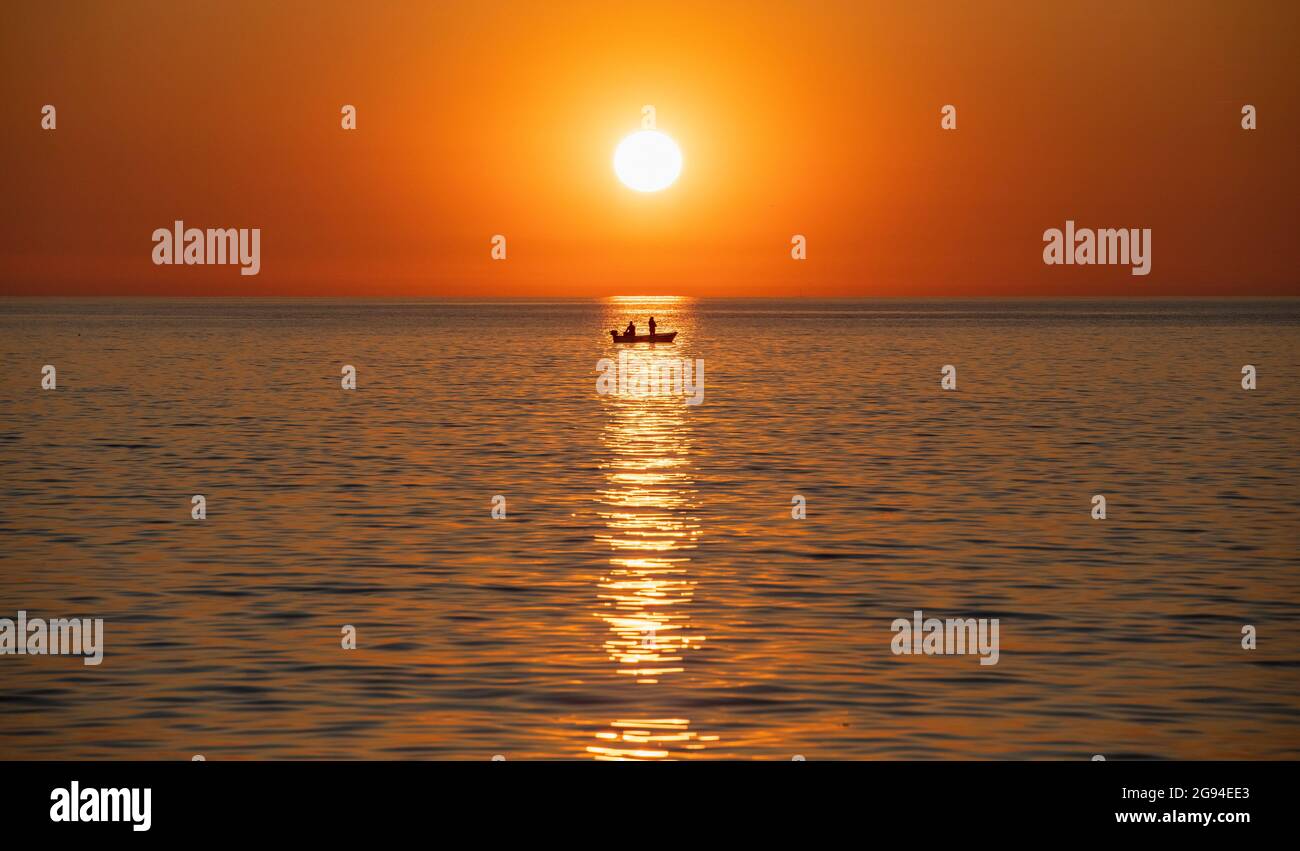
[610,330,677,343]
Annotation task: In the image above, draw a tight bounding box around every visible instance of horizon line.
[2,294,1299,301]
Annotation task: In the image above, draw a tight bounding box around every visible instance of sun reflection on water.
[589,350,711,760]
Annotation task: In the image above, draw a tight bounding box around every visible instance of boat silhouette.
[610,329,677,343]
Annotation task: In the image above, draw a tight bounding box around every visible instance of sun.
[613,130,683,192]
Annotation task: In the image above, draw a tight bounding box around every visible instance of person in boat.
[624,321,636,337]
[648,316,656,336]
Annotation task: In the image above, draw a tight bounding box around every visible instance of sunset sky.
[2,0,1297,297]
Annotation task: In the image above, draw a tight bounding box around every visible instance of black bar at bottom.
[0,760,1279,837]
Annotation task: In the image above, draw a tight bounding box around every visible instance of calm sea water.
[1,298,1298,759]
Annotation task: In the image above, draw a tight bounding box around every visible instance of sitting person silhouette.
[624,321,636,337]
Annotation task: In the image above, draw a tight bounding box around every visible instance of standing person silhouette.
[648,316,657,337]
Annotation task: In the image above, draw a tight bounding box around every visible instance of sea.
[1,297,1297,759]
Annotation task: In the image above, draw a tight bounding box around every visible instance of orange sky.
[2,0,1297,297]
